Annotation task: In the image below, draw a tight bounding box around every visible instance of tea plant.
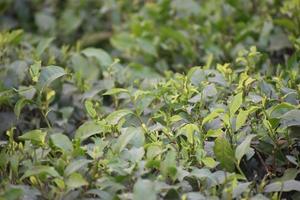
[0,1,300,200]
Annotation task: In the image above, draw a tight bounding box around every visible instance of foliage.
[0,0,300,200]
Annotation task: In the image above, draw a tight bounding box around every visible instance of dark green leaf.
[37,66,66,92]
[106,109,133,125]
[65,159,91,176]
[280,109,300,127]
[264,180,300,192]
[82,48,112,68]
[14,98,31,119]
[75,121,106,141]
[214,137,235,172]
[21,165,60,180]
[269,103,295,119]
[50,133,73,152]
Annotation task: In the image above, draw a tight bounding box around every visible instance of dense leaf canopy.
[0,0,300,199]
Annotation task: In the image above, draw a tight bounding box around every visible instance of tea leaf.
[14,98,31,119]
[50,133,73,152]
[229,92,243,116]
[133,179,156,200]
[265,180,300,192]
[75,121,106,141]
[35,37,54,57]
[280,109,300,127]
[235,134,256,164]
[177,123,199,144]
[37,66,66,92]
[66,173,88,189]
[214,137,235,172]
[103,88,129,96]
[236,110,249,131]
[106,109,133,125]
[65,159,91,176]
[202,108,224,126]
[19,130,47,145]
[82,48,112,68]
[21,165,60,180]
[84,100,97,119]
[269,103,295,119]
[113,129,136,153]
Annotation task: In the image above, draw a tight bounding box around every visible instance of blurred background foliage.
[1,0,299,131]
[1,0,299,72]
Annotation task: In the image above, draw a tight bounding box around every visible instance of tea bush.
[0,1,300,200]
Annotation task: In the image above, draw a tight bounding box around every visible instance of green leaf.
[35,37,54,57]
[232,182,252,199]
[84,100,97,119]
[177,124,199,144]
[202,108,224,126]
[0,151,8,170]
[229,92,243,116]
[136,38,157,57]
[269,103,295,119]
[110,33,136,51]
[0,188,23,200]
[160,150,177,179]
[29,61,41,82]
[81,48,112,68]
[19,130,47,145]
[236,110,249,131]
[59,9,82,34]
[0,29,23,47]
[113,128,136,153]
[235,134,256,164]
[280,109,300,128]
[274,18,297,33]
[202,157,217,168]
[75,121,106,141]
[103,88,129,96]
[50,133,73,152]
[272,168,299,183]
[135,93,155,115]
[53,178,65,190]
[106,109,133,125]
[65,159,91,176]
[187,67,200,82]
[86,138,108,159]
[14,98,31,119]
[17,86,36,100]
[170,115,183,123]
[146,144,162,160]
[213,137,235,172]
[9,154,19,175]
[205,129,223,138]
[37,65,66,92]
[133,179,156,200]
[21,165,60,180]
[66,173,88,189]
[264,180,300,193]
